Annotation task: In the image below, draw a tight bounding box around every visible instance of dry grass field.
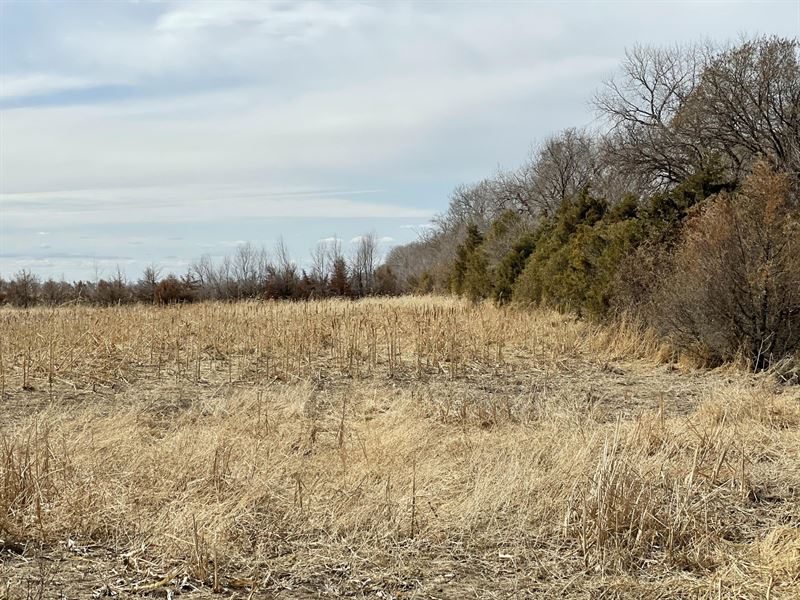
[0,297,798,599]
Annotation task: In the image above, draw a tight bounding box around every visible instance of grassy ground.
[1,297,798,598]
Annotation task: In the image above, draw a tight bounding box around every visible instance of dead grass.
[0,297,798,598]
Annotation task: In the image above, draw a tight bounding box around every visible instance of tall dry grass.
[0,297,668,394]
[1,297,798,598]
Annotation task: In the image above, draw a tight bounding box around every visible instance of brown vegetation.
[653,164,800,369]
[1,297,798,598]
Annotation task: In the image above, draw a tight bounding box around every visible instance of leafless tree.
[136,264,162,303]
[595,42,709,190]
[350,232,380,296]
[435,179,511,233]
[310,241,330,286]
[685,36,800,185]
[499,128,603,217]
[268,237,298,298]
[40,278,71,306]
[596,36,800,192]
[233,242,264,297]
[6,269,40,307]
[325,236,344,265]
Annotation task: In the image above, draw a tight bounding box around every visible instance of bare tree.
[93,266,130,306]
[40,278,70,306]
[685,36,800,185]
[136,264,161,303]
[191,254,218,299]
[350,232,380,296]
[596,37,800,192]
[436,179,511,233]
[268,237,298,298]
[499,128,603,217]
[595,42,709,190]
[6,270,39,307]
[233,242,262,298]
[310,242,329,285]
[310,238,345,296]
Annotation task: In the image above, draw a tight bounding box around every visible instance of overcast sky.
[1,0,798,281]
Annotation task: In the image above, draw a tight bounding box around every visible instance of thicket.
[385,36,800,369]
[653,165,800,369]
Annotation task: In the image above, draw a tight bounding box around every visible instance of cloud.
[0,184,433,230]
[349,235,395,245]
[0,74,100,100]
[155,1,368,39]
[0,51,616,195]
[400,224,435,230]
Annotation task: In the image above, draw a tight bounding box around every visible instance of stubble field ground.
[0,297,798,599]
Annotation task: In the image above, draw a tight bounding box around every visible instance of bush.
[653,163,800,369]
[155,275,197,304]
[373,264,400,295]
[450,225,483,295]
[493,232,538,304]
[6,270,40,307]
[609,170,731,314]
[512,189,639,317]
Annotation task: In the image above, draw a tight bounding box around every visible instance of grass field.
[1,297,798,598]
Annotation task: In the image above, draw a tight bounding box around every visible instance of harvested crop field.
[1,297,798,598]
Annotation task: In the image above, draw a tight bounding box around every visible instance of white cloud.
[1,54,614,194]
[0,74,99,100]
[155,1,368,39]
[400,224,435,230]
[0,184,433,230]
[349,235,395,245]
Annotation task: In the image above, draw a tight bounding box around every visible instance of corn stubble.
[0,297,798,598]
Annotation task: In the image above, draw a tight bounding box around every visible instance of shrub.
[653,163,800,369]
[414,271,434,294]
[493,232,538,304]
[512,189,616,315]
[450,225,483,295]
[328,257,351,297]
[155,275,197,304]
[6,270,40,307]
[95,279,130,306]
[373,264,400,295]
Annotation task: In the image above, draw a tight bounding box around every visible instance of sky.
[1,1,798,281]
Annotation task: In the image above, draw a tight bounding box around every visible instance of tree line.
[0,233,401,307]
[383,36,800,370]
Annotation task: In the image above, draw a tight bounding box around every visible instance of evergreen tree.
[329,257,351,297]
[493,233,538,304]
[450,224,483,295]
